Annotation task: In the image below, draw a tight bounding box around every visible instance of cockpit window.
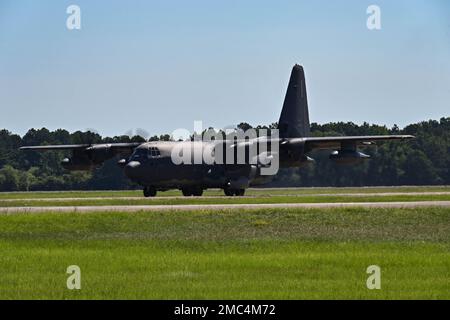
[130,147,160,161]
[131,148,148,160]
[148,147,161,158]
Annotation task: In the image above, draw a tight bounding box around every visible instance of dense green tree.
[0,165,20,191]
[0,117,448,191]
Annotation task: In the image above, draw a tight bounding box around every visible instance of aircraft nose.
[124,161,141,179]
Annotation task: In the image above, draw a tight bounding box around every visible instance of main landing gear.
[181,186,204,197]
[143,186,157,197]
[223,187,245,196]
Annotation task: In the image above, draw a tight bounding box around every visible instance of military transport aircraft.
[20,65,414,197]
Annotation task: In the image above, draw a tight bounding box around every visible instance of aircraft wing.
[19,142,144,170]
[303,135,414,151]
[19,142,142,152]
[19,144,91,151]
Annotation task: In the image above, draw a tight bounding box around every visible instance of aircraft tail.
[278,64,310,138]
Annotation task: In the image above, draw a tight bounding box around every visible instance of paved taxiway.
[1,201,449,213]
[1,191,450,202]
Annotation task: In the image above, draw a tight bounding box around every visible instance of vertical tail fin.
[278,64,310,138]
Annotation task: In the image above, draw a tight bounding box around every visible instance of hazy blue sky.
[1,0,449,137]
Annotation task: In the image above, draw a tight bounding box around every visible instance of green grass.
[0,185,448,199]
[1,193,449,207]
[0,207,448,299]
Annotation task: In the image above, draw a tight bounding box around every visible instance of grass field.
[0,206,448,299]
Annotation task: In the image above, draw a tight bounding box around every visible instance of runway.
[1,201,449,213]
[1,191,449,202]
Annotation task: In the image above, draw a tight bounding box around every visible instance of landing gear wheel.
[224,187,234,196]
[224,187,245,196]
[143,186,157,197]
[192,187,203,197]
[182,187,204,197]
[181,188,192,197]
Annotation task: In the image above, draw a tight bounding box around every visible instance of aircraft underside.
[126,162,274,197]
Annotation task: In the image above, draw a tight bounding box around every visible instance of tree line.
[0,117,448,191]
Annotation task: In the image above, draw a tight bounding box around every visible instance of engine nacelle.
[86,144,114,164]
[279,138,311,167]
[117,158,128,168]
[61,157,95,171]
[252,152,273,167]
[329,150,370,165]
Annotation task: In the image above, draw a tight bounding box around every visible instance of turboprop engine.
[329,150,370,165]
[61,157,95,171]
[61,144,115,171]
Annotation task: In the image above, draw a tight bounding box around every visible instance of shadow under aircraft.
[21,65,414,197]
